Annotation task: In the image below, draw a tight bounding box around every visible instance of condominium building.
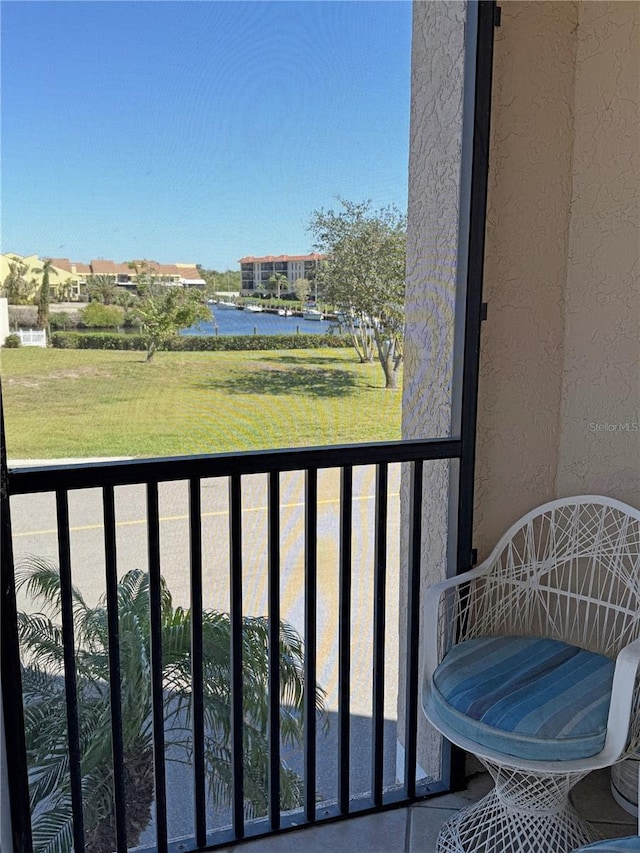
[0,254,90,300]
[238,253,324,295]
[89,260,205,288]
[0,253,205,301]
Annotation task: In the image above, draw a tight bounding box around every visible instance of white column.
[0,298,10,344]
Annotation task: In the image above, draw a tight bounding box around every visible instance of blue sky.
[1,1,412,271]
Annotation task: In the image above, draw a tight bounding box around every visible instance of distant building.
[238,253,324,295]
[0,253,205,302]
[0,253,88,301]
[89,260,205,289]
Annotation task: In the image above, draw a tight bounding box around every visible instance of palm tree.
[34,258,57,329]
[266,273,289,300]
[17,559,324,853]
[86,274,120,305]
[1,257,30,304]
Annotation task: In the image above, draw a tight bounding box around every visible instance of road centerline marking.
[13,492,400,538]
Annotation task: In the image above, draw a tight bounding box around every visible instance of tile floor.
[218,766,637,853]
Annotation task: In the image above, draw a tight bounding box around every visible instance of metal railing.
[3,438,462,853]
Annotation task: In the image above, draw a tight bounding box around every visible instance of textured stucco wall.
[402,0,638,782]
[475,1,639,556]
[400,0,467,779]
[474,1,578,558]
[556,1,640,505]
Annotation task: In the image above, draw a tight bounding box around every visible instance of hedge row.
[50,332,352,351]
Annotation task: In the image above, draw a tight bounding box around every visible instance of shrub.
[51,332,352,351]
[49,311,76,331]
[51,332,147,350]
[3,333,21,348]
[79,302,125,329]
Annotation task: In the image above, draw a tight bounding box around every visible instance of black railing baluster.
[304,468,318,822]
[372,462,389,806]
[404,461,423,799]
[55,489,85,853]
[338,465,353,814]
[0,386,33,853]
[189,477,207,847]
[229,473,244,838]
[103,485,127,852]
[147,481,168,853]
[268,471,281,829]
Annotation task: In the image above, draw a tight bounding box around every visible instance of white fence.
[17,329,47,347]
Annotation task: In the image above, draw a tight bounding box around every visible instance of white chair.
[423,496,640,853]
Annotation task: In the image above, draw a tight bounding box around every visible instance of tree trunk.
[382,360,399,389]
[375,331,402,389]
[146,340,156,362]
[37,275,50,330]
[84,747,154,853]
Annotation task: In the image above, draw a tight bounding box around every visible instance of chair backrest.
[464,496,640,658]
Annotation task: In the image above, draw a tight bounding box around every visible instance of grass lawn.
[1,347,402,460]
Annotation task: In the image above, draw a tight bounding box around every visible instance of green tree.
[35,258,58,330]
[293,277,311,307]
[309,199,406,389]
[265,273,289,300]
[86,274,120,305]
[79,301,125,328]
[1,257,31,304]
[132,262,210,362]
[18,560,324,853]
[197,267,242,298]
[114,287,139,310]
[60,277,77,301]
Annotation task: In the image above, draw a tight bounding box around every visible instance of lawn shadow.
[266,354,356,367]
[198,364,358,398]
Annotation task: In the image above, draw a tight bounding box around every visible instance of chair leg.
[437,760,600,853]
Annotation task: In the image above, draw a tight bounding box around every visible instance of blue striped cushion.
[432,636,615,761]
[572,839,640,851]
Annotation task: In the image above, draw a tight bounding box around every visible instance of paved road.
[10,466,402,716]
[10,464,406,843]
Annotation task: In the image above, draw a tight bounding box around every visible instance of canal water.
[182,305,334,337]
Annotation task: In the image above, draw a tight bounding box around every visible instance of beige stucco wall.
[474,1,577,558]
[556,1,640,504]
[474,1,640,558]
[401,0,468,779]
[0,253,81,302]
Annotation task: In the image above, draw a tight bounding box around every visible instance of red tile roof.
[90,259,132,276]
[176,267,203,280]
[89,259,202,280]
[238,253,324,264]
[49,259,91,276]
[49,258,73,272]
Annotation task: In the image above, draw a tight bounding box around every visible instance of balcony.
[3,0,639,850]
[3,442,467,852]
[4,446,638,853]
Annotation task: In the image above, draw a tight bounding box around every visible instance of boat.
[277,308,293,317]
[302,309,324,321]
[245,303,263,313]
[216,300,237,309]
